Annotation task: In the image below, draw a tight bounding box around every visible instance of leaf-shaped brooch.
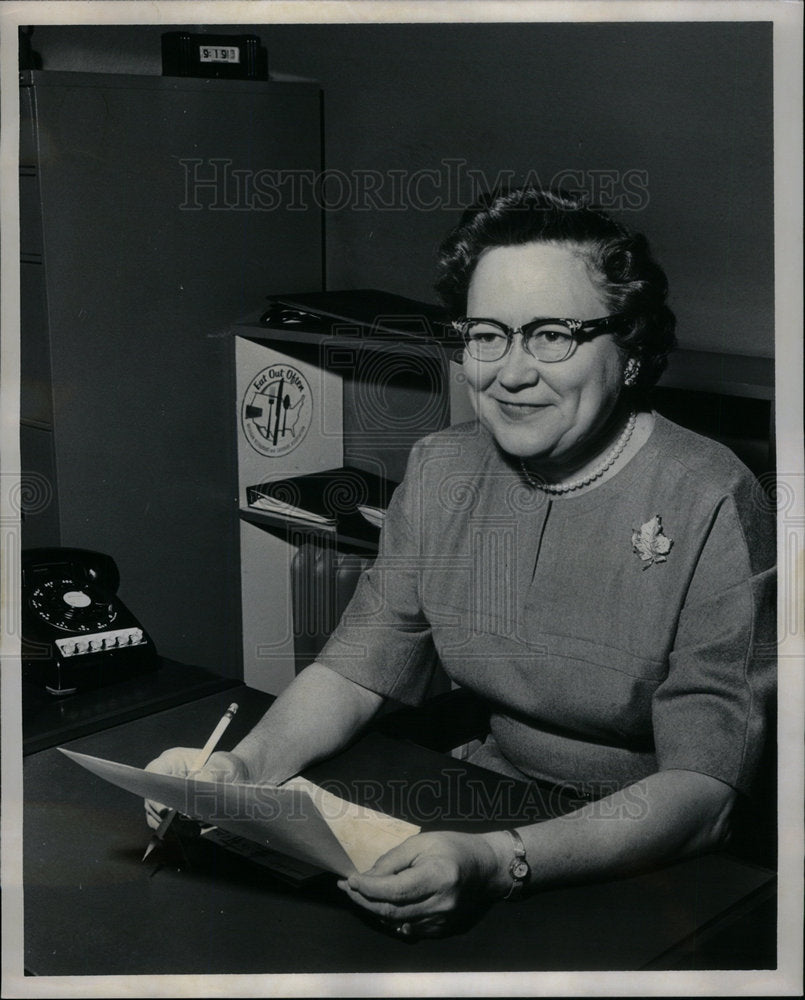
[632,514,673,569]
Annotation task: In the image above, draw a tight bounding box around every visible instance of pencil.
[142,702,239,861]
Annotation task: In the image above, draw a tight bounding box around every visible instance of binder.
[261,288,458,344]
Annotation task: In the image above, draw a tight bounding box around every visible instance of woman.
[147,187,775,939]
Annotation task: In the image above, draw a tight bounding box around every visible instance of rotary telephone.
[21,547,157,695]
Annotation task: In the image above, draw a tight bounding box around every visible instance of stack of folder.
[247,467,399,538]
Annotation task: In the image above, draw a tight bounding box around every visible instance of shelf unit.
[660,348,773,401]
[655,348,774,477]
[233,307,457,693]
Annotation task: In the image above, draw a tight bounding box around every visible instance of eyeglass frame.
[453,313,629,363]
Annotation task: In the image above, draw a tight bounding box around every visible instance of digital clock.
[162,32,268,80]
[199,45,241,64]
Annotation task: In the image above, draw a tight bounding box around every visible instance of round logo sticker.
[241,365,312,457]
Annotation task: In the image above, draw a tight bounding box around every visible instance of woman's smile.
[494,399,551,420]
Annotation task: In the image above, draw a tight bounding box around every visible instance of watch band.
[503,828,530,900]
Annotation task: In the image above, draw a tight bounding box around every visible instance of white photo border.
[1,2,802,997]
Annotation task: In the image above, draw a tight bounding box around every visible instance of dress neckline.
[490,411,670,514]
[540,411,669,512]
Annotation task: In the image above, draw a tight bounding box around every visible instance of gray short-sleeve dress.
[317,415,776,797]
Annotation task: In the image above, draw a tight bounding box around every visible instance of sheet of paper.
[248,494,335,524]
[284,776,420,874]
[60,748,355,875]
[60,749,419,876]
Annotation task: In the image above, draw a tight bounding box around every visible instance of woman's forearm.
[481,769,737,896]
[231,663,385,784]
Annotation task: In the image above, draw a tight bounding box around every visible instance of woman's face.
[462,242,626,468]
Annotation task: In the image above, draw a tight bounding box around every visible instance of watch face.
[511,859,529,880]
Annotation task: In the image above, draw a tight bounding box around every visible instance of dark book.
[199,826,327,885]
[247,466,399,535]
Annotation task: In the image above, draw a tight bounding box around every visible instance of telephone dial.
[22,548,157,695]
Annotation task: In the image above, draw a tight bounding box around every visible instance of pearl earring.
[623,358,640,387]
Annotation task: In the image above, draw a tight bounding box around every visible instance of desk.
[22,658,238,756]
[24,687,776,975]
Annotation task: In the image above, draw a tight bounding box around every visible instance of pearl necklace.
[519,410,637,495]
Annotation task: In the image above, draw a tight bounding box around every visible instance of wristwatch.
[503,828,530,900]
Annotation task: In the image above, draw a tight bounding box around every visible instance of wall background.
[17,19,775,680]
[29,20,774,358]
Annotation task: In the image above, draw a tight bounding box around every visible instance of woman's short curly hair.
[434,186,676,390]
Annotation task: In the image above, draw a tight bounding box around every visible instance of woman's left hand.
[337,830,506,939]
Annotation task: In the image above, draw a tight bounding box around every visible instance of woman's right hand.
[143,747,249,829]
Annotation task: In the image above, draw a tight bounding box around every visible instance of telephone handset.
[22,547,157,696]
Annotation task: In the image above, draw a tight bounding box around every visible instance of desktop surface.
[22,686,776,975]
[21,658,238,756]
